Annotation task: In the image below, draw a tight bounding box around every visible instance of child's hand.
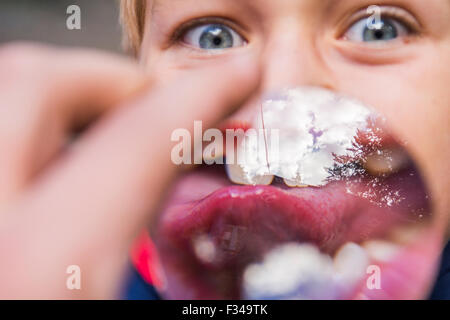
[0,43,259,298]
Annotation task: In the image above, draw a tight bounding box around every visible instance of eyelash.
[171,17,248,46]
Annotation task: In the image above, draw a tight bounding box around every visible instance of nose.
[260,19,334,92]
[222,18,336,127]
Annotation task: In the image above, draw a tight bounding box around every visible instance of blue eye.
[183,24,246,50]
[345,17,409,43]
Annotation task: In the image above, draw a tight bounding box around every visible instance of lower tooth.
[362,240,400,263]
[192,235,217,265]
[242,243,339,300]
[363,147,409,176]
[333,242,369,285]
[389,225,425,245]
[283,178,309,188]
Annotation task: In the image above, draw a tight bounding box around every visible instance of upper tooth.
[225,163,273,185]
[363,147,409,176]
[362,240,400,262]
[283,178,308,188]
[333,242,369,284]
[256,87,374,187]
[225,123,273,185]
[192,234,217,265]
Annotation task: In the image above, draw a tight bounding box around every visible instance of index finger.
[3,51,260,298]
[0,43,148,205]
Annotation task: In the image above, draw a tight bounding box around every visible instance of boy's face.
[139,0,449,299]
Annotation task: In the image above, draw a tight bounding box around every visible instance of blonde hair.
[120,0,147,55]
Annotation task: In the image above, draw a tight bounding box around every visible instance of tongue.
[153,181,415,299]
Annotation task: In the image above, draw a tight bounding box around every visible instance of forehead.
[150,0,328,13]
[149,0,449,15]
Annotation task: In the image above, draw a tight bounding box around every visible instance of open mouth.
[150,88,441,300]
